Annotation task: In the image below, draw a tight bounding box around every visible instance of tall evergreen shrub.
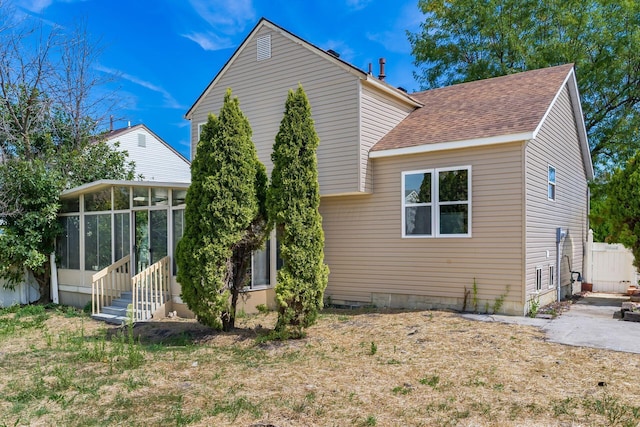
[176,89,268,331]
[267,85,329,336]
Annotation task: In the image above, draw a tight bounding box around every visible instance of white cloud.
[181,31,234,51]
[188,0,255,35]
[323,40,356,63]
[16,0,53,13]
[16,0,86,13]
[345,0,373,12]
[365,1,422,54]
[96,65,185,110]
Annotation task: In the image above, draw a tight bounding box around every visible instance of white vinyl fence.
[584,230,639,293]
[0,274,40,308]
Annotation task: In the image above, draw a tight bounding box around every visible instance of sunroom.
[55,180,277,322]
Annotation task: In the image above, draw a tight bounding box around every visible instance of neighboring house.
[105,124,191,183]
[185,18,593,316]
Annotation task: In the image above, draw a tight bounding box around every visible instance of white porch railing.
[91,255,131,315]
[131,256,170,322]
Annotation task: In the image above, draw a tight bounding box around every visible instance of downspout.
[556,228,567,302]
[50,252,59,304]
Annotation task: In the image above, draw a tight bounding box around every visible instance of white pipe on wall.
[50,252,59,304]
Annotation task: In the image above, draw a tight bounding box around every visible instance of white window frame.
[535,266,543,291]
[197,122,206,141]
[548,265,555,289]
[401,165,472,238]
[548,165,556,201]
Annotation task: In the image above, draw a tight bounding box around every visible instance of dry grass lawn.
[1,303,640,426]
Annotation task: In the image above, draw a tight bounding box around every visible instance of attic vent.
[327,49,340,58]
[138,133,146,147]
[257,35,271,61]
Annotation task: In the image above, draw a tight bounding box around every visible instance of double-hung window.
[402,166,471,237]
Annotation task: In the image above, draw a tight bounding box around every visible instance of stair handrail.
[131,256,170,322]
[91,255,131,316]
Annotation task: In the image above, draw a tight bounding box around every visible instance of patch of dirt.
[538,292,585,317]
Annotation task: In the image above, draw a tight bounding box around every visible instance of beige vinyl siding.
[190,26,361,196]
[320,142,525,313]
[360,85,414,193]
[525,85,589,298]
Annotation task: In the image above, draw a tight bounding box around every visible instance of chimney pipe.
[378,57,386,81]
[368,62,372,74]
[110,115,113,131]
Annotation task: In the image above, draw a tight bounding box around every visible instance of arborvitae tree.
[267,85,329,337]
[176,89,268,331]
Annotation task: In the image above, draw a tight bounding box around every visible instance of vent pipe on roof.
[368,63,373,75]
[110,115,114,131]
[327,49,340,58]
[378,57,386,81]
[127,121,131,128]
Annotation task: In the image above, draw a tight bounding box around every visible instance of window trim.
[197,122,206,142]
[548,165,556,201]
[535,266,543,291]
[401,165,472,238]
[548,264,555,289]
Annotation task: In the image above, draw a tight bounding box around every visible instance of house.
[184,18,593,316]
[104,123,191,183]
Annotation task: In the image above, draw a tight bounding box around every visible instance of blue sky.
[12,0,424,159]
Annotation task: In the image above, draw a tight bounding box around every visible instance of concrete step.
[91,312,127,325]
[102,306,127,316]
[111,298,131,308]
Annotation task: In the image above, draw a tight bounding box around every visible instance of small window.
[84,189,111,212]
[137,133,146,147]
[549,265,555,289]
[257,34,271,61]
[172,189,187,206]
[133,187,149,207]
[60,198,79,213]
[197,123,206,141]
[548,165,556,201]
[536,266,542,291]
[151,188,169,206]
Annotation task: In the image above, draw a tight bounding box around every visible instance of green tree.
[0,4,135,300]
[176,89,268,331]
[267,85,329,337]
[408,0,640,170]
[594,151,640,269]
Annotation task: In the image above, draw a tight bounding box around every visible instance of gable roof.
[103,123,190,165]
[370,64,593,179]
[185,18,420,119]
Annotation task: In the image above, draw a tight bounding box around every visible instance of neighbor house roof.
[370,64,593,179]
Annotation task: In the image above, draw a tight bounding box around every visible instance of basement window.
[536,266,542,291]
[549,265,555,289]
[257,35,271,61]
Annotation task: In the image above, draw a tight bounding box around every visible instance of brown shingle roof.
[371,64,574,152]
